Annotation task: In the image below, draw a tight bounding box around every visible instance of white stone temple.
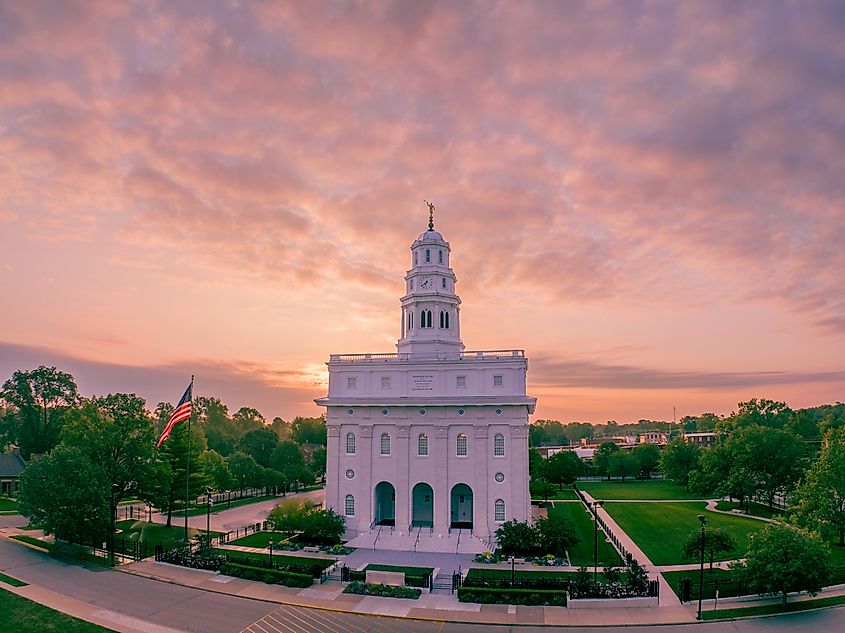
[316,207,536,553]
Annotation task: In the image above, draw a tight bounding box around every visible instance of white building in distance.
[316,210,536,553]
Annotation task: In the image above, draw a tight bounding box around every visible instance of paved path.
[579,490,684,609]
[703,500,776,523]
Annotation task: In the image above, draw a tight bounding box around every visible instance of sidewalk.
[120,559,698,626]
[579,490,684,608]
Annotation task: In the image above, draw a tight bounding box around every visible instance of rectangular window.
[493,375,503,387]
[456,375,466,388]
[381,376,390,389]
[347,376,357,389]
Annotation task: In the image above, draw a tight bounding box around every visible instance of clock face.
[420,278,430,289]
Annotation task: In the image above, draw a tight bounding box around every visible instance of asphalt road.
[3,539,845,633]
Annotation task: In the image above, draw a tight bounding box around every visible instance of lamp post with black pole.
[510,555,515,586]
[206,490,213,546]
[696,514,707,620]
[591,500,604,584]
[268,539,274,569]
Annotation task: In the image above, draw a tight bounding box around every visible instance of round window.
[382,408,389,416]
[419,408,426,416]
[345,469,355,479]
[347,408,354,416]
[458,408,465,416]
[494,472,505,483]
[495,408,503,415]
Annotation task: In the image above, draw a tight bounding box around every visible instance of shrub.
[342,581,421,599]
[495,519,540,556]
[457,586,567,606]
[220,562,312,588]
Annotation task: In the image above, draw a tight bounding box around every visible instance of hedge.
[457,586,567,606]
[222,552,328,578]
[342,581,421,599]
[219,562,313,588]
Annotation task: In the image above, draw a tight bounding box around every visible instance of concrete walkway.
[579,490,685,608]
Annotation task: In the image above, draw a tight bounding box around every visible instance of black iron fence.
[211,522,267,546]
[66,533,148,563]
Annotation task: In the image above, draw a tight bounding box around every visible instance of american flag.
[156,380,193,448]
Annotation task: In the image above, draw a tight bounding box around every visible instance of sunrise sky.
[1,1,844,424]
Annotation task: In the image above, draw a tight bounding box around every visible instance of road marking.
[242,604,444,633]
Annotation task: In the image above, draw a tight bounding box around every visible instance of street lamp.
[591,500,605,584]
[510,555,516,586]
[697,514,707,620]
[206,491,213,545]
[268,539,274,568]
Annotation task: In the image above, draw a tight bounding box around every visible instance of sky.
[1,0,844,424]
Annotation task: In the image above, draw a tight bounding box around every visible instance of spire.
[424,199,435,230]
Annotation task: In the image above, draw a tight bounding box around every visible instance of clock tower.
[397,208,463,355]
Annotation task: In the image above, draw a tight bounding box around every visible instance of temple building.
[316,208,535,553]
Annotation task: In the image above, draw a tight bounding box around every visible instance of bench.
[302,546,321,553]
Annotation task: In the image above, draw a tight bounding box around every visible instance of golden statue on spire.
[424,200,435,230]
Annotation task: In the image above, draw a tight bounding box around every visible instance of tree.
[200,449,234,492]
[309,446,327,481]
[271,417,292,441]
[301,508,346,545]
[196,397,237,456]
[528,447,546,480]
[18,446,109,543]
[792,427,845,546]
[536,515,579,557]
[529,424,551,447]
[544,450,583,489]
[634,443,660,478]
[592,442,620,480]
[267,497,314,533]
[232,407,265,437]
[661,438,700,491]
[529,480,556,501]
[733,524,830,605]
[1,366,79,458]
[237,427,278,468]
[607,451,639,482]
[62,394,156,540]
[719,398,792,433]
[153,402,173,437]
[494,519,539,556]
[729,425,805,509]
[270,441,309,491]
[152,420,207,526]
[291,416,327,446]
[227,451,263,492]
[681,527,736,570]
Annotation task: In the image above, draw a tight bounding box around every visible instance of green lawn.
[702,594,845,620]
[229,531,290,548]
[662,568,742,600]
[604,502,762,565]
[532,489,579,501]
[0,572,27,588]
[115,520,219,550]
[547,502,622,567]
[171,494,279,517]
[713,500,783,520]
[0,498,18,512]
[10,535,50,549]
[0,587,115,632]
[578,480,709,500]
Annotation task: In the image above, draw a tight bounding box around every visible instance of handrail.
[372,526,383,550]
[329,349,525,363]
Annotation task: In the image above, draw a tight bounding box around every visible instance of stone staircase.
[432,572,454,593]
[345,526,490,554]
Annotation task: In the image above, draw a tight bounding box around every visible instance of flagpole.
[185,374,194,542]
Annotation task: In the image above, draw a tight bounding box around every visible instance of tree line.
[0,366,328,542]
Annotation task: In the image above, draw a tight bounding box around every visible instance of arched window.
[494,499,505,522]
[346,432,356,454]
[439,250,443,264]
[380,433,391,455]
[439,310,445,328]
[425,249,430,263]
[420,309,432,328]
[345,494,355,516]
[441,277,446,289]
[456,433,467,456]
[418,433,428,456]
[414,252,418,265]
[445,312,450,328]
[494,433,505,457]
[407,311,413,330]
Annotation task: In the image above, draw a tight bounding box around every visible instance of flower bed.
[474,551,568,566]
[342,581,421,599]
[457,586,567,606]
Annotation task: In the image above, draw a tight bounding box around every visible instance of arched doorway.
[411,483,434,527]
[450,483,473,529]
[374,481,395,526]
